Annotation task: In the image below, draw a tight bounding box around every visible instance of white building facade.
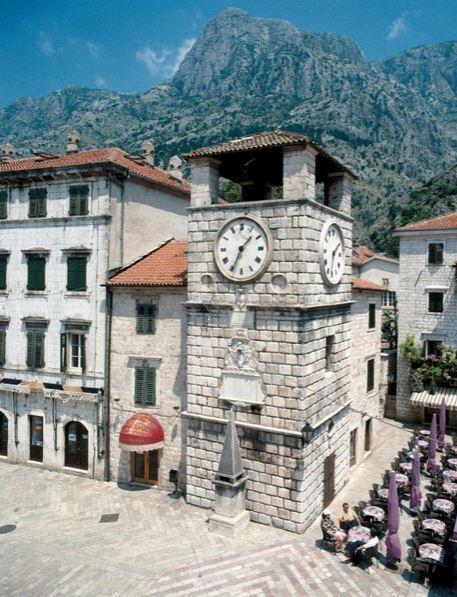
[0,138,189,478]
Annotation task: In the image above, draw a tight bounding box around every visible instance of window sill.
[0,291,8,296]
[25,291,48,296]
[63,466,89,475]
[367,327,376,332]
[64,291,90,297]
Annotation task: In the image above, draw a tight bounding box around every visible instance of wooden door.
[323,452,336,508]
[0,412,8,456]
[131,450,159,485]
[30,415,43,462]
[65,421,89,470]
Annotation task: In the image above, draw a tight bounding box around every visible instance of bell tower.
[183,131,356,533]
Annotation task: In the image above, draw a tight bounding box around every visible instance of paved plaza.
[0,420,455,596]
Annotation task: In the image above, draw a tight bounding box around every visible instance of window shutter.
[0,330,5,366]
[146,305,156,334]
[26,331,34,367]
[368,304,376,329]
[367,359,375,392]
[29,189,47,218]
[60,333,67,372]
[0,190,7,220]
[134,367,145,404]
[29,194,36,218]
[35,332,44,368]
[81,335,86,372]
[137,305,145,333]
[67,256,87,291]
[69,186,89,216]
[137,304,156,334]
[145,368,156,405]
[0,256,6,290]
[27,256,45,291]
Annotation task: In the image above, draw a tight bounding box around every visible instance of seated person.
[346,529,379,565]
[321,509,346,551]
[339,502,360,532]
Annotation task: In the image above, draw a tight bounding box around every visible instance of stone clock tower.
[183,131,356,533]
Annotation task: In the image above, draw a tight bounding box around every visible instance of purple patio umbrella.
[438,398,446,451]
[386,471,402,563]
[451,514,457,542]
[427,414,437,474]
[409,450,422,513]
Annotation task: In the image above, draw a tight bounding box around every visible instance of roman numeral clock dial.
[214,216,272,283]
[319,221,345,286]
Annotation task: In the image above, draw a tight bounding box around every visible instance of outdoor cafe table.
[443,469,457,482]
[399,461,412,473]
[416,440,428,449]
[432,498,455,515]
[362,506,385,522]
[395,472,409,487]
[422,518,447,536]
[419,430,431,438]
[419,543,445,564]
[442,482,457,497]
[347,525,371,544]
[448,446,457,456]
[407,450,424,459]
[446,458,457,470]
[377,488,388,500]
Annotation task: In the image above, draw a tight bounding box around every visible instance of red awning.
[119,413,164,452]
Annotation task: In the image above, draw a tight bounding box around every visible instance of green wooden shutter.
[145,368,156,405]
[137,304,156,334]
[367,359,375,392]
[81,335,86,371]
[60,333,67,371]
[368,304,376,329]
[26,331,34,367]
[69,186,89,216]
[67,256,87,291]
[0,330,5,366]
[134,367,145,404]
[27,256,45,290]
[29,189,47,218]
[146,305,156,334]
[0,256,7,290]
[35,331,44,368]
[0,191,7,220]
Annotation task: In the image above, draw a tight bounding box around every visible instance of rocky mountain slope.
[1,8,456,253]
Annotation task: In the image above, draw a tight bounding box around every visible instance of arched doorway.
[0,412,8,456]
[65,421,88,470]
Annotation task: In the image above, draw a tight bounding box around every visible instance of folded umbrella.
[438,398,446,451]
[386,471,402,563]
[427,414,437,474]
[409,450,422,512]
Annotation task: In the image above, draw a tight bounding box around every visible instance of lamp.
[302,421,314,443]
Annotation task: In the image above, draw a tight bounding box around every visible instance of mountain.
[1,7,456,253]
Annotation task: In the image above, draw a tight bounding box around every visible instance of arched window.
[0,412,8,456]
[65,421,88,470]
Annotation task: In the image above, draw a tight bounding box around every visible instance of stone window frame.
[324,334,335,374]
[426,240,445,267]
[426,288,446,314]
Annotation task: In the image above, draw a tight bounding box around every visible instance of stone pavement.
[0,420,455,596]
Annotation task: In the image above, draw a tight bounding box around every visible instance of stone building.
[107,239,187,490]
[395,212,457,425]
[349,278,384,467]
[0,135,189,478]
[352,245,399,309]
[183,131,357,533]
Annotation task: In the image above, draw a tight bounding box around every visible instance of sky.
[0,0,456,107]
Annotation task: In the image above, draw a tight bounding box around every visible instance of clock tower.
[183,131,356,533]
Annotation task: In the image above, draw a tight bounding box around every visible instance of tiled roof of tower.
[352,278,385,292]
[396,212,457,232]
[108,239,188,287]
[0,148,190,195]
[183,130,356,178]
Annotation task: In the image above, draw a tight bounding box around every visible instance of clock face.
[320,221,345,286]
[214,216,272,283]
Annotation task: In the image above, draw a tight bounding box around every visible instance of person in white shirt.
[347,530,379,565]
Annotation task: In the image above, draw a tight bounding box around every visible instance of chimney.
[0,143,15,162]
[141,141,154,166]
[67,130,80,154]
[168,155,183,180]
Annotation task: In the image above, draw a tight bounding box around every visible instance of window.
[27,255,46,291]
[0,256,7,290]
[134,367,156,406]
[423,340,443,358]
[26,330,45,368]
[28,188,47,218]
[364,419,372,452]
[367,358,375,393]
[0,328,5,366]
[67,256,87,291]
[349,429,357,467]
[428,243,444,265]
[428,292,444,313]
[61,332,86,372]
[325,335,334,372]
[29,415,43,462]
[368,303,376,329]
[137,304,156,334]
[382,291,396,307]
[65,421,88,470]
[0,190,7,220]
[69,185,89,216]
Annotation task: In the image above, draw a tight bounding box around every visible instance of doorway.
[131,450,160,485]
[29,415,43,462]
[323,452,336,508]
[65,421,89,470]
[0,412,8,456]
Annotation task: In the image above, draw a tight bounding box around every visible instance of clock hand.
[231,236,252,270]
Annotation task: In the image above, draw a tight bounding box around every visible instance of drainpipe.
[103,286,113,482]
[119,179,126,267]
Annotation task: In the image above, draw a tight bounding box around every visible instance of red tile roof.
[108,239,188,287]
[396,212,457,232]
[352,245,398,265]
[0,148,190,195]
[352,278,385,292]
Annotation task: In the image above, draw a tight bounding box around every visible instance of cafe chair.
[321,532,337,554]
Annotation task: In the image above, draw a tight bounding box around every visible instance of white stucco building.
[352,245,399,308]
[395,212,457,426]
[0,135,189,478]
